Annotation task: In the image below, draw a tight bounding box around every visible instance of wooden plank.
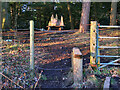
[72,47,83,85]
[47,26,63,31]
[103,77,111,90]
[90,21,97,65]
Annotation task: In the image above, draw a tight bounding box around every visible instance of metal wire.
[99,25,120,28]
[99,37,120,39]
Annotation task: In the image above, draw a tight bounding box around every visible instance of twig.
[34,70,43,89]
[0,73,24,88]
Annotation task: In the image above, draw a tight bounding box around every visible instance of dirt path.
[32,30,90,88]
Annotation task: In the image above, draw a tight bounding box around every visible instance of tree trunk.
[110,1,117,25]
[2,2,7,29]
[39,15,42,29]
[10,4,13,28]
[37,10,42,29]
[67,2,74,30]
[10,3,16,28]
[4,3,10,29]
[14,3,18,28]
[0,2,2,89]
[79,1,90,33]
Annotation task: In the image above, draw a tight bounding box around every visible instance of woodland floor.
[1,29,120,88]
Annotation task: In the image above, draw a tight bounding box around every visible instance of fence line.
[90,21,120,69]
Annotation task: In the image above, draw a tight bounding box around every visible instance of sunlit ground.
[1,29,120,88]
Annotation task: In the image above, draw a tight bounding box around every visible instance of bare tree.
[79,1,90,33]
[67,2,74,30]
[110,0,117,25]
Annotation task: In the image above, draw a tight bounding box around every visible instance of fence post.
[103,77,111,90]
[0,2,2,89]
[90,21,97,67]
[30,20,34,70]
[72,47,83,85]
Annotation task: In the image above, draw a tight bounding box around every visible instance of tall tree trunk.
[4,3,10,29]
[14,2,18,45]
[14,2,18,29]
[10,3,16,28]
[110,1,117,25]
[0,2,2,89]
[79,1,90,33]
[1,2,10,29]
[2,2,6,29]
[10,4,13,28]
[39,14,42,29]
[67,2,74,30]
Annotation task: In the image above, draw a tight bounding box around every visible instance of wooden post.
[30,20,34,70]
[103,77,111,90]
[90,21,97,66]
[72,47,83,85]
[0,2,2,89]
[59,27,61,31]
[48,26,50,31]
